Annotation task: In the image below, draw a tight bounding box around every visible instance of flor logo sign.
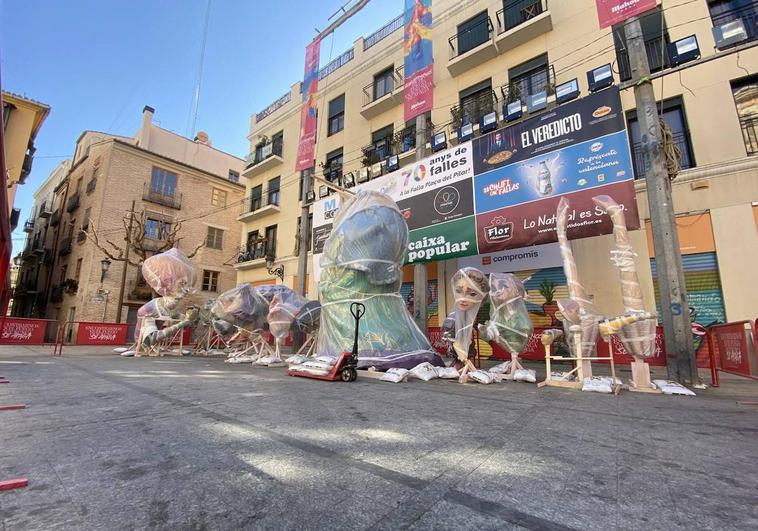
[484,216,513,243]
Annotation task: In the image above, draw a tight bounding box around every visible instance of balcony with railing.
[631,131,694,179]
[142,183,182,209]
[243,137,284,178]
[617,34,670,82]
[66,191,80,213]
[500,63,556,105]
[237,188,281,222]
[711,2,758,49]
[86,177,97,194]
[31,237,44,254]
[361,134,396,168]
[361,65,405,119]
[739,114,758,156]
[450,89,500,132]
[234,240,271,270]
[23,219,34,233]
[38,201,52,218]
[59,237,72,256]
[448,14,496,76]
[495,0,552,51]
[50,286,63,303]
[363,14,403,50]
[50,209,61,226]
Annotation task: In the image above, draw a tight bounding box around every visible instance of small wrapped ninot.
[211,284,269,331]
[480,273,533,355]
[450,267,488,362]
[317,190,442,370]
[557,298,602,358]
[294,300,321,335]
[142,248,196,297]
[267,289,309,342]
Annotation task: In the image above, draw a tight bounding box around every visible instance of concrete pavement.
[1,345,757,530]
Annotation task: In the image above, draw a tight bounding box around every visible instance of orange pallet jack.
[288,302,364,382]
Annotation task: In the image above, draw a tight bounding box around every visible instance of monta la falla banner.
[295,39,321,171]
[403,0,433,122]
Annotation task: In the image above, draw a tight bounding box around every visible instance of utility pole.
[412,113,429,335]
[115,200,135,324]
[624,17,696,384]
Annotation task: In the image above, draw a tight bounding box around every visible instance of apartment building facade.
[14,106,245,330]
[238,0,758,330]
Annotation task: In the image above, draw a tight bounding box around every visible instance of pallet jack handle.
[350,302,365,357]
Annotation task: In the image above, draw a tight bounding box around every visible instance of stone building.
[16,106,245,332]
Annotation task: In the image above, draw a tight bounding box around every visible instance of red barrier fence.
[0,318,59,345]
[707,321,758,387]
[75,322,129,346]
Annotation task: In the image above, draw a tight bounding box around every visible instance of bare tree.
[86,210,204,267]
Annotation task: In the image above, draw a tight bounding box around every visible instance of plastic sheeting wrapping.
[317,190,442,370]
[592,194,656,359]
[210,284,269,331]
[478,273,533,355]
[142,248,197,297]
[450,267,489,361]
[268,288,309,342]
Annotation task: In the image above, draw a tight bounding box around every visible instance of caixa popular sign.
[76,322,128,345]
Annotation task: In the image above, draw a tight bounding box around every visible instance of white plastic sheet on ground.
[653,380,696,396]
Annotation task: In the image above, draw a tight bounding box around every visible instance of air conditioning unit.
[713,19,748,50]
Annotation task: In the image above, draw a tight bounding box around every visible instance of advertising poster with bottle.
[311,86,638,276]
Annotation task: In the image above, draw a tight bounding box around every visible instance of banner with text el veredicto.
[312,86,639,277]
[595,0,657,29]
[404,0,433,122]
[295,39,321,171]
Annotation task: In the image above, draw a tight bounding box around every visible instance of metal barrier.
[0,317,60,346]
[707,321,758,387]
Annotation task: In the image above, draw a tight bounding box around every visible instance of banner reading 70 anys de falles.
[311,86,639,269]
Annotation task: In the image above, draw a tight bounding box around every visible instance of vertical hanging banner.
[295,38,321,171]
[403,0,433,122]
[595,0,657,29]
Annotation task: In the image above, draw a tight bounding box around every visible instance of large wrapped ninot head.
[256,284,295,304]
[141,248,197,297]
[321,190,407,286]
[211,284,269,331]
[450,267,488,360]
[487,273,533,355]
[267,289,309,340]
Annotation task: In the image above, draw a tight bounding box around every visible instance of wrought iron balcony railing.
[248,137,284,167]
[362,66,404,107]
[236,241,269,263]
[499,63,556,104]
[739,115,758,156]
[362,134,396,167]
[496,0,547,34]
[449,15,493,59]
[240,188,280,216]
[59,237,72,256]
[142,183,182,209]
[451,89,499,130]
[617,34,670,82]
[711,2,758,47]
[631,131,694,178]
[66,191,80,213]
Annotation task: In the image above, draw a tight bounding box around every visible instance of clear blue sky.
[1,0,401,253]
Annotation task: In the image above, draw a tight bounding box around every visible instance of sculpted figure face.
[452,268,487,312]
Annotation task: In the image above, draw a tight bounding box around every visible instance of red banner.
[0,318,47,345]
[427,326,448,355]
[596,0,657,29]
[76,322,128,345]
[295,39,321,171]
[404,0,433,121]
[711,322,753,376]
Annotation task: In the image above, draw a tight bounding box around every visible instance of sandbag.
[468,369,495,384]
[513,368,536,383]
[434,366,460,379]
[408,362,438,381]
[380,368,409,383]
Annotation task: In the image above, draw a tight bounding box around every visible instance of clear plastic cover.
[141,248,197,297]
[317,190,442,370]
[210,284,269,331]
[592,194,655,359]
[267,287,309,341]
[480,273,533,355]
[450,267,488,361]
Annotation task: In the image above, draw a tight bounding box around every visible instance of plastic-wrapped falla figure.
[317,190,442,370]
[448,267,488,376]
[211,284,271,362]
[136,248,198,349]
[478,273,534,381]
[266,288,309,365]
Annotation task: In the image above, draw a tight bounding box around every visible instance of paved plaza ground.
[1,345,757,530]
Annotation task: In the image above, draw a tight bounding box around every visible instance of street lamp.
[100,257,112,284]
[265,254,284,282]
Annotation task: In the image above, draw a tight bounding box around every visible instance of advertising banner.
[711,322,753,376]
[295,39,321,171]
[312,87,638,276]
[76,322,128,345]
[457,243,563,274]
[0,318,46,344]
[595,0,657,29]
[404,0,433,121]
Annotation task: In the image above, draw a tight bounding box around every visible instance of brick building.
[15,106,245,331]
